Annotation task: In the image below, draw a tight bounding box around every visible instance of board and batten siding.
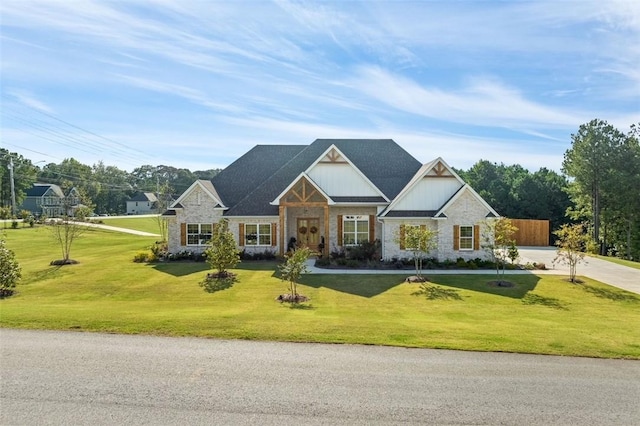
[392,177,462,211]
[307,163,380,197]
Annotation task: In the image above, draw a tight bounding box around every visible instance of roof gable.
[171,179,225,209]
[305,145,388,201]
[129,192,158,202]
[435,184,500,218]
[381,158,464,216]
[25,183,65,198]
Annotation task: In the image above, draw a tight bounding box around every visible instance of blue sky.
[1,0,639,172]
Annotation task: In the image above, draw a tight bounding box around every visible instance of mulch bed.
[487,280,515,288]
[276,294,309,303]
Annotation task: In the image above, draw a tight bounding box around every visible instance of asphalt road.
[1,329,638,425]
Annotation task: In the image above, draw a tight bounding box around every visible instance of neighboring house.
[20,183,80,217]
[127,192,158,215]
[163,139,499,261]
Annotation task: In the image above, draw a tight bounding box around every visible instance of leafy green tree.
[563,119,627,254]
[553,223,590,283]
[396,225,437,281]
[0,239,21,297]
[278,246,312,300]
[482,218,518,284]
[0,150,39,210]
[204,219,240,277]
[92,161,133,214]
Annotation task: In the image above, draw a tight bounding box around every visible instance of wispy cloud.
[349,67,587,130]
[6,90,54,113]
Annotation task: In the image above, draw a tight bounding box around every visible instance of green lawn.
[589,254,640,270]
[2,226,639,359]
[96,215,162,235]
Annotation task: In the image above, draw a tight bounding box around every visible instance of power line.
[1,95,164,167]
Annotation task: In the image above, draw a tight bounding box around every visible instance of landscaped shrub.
[240,249,277,261]
[345,259,360,268]
[0,239,21,298]
[315,257,331,267]
[133,250,154,263]
[330,246,345,259]
[11,221,18,229]
[345,239,380,261]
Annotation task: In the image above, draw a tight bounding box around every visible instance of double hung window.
[343,215,369,246]
[245,224,271,246]
[187,223,212,246]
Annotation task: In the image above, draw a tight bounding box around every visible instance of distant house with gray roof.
[126,192,158,215]
[163,139,499,261]
[20,183,80,217]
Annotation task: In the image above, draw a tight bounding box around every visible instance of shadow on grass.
[300,274,406,298]
[288,303,315,310]
[28,265,63,283]
[151,262,211,277]
[153,260,278,277]
[582,285,639,302]
[199,276,237,293]
[429,274,540,299]
[521,293,569,310]
[412,283,463,300]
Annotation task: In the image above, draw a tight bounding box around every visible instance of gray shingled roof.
[213,139,422,217]
[129,192,158,202]
[25,183,64,198]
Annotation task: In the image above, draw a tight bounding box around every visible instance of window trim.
[459,225,474,251]
[244,223,272,246]
[342,215,369,246]
[186,223,213,246]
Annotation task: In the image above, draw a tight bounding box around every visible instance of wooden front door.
[297,218,320,251]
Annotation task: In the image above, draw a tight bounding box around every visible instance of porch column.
[324,205,329,257]
[279,205,285,256]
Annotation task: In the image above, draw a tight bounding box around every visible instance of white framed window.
[459,225,473,250]
[245,223,272,246]
[343,215,369,246]
[187,223,213,246]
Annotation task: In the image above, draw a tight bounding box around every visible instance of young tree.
[154,181,173,244]
[0,239,21,297]
[482,218,518,284]
[397,224,438,281]
[553,223,590,283]
[204,219,240,278]
[278,246,312,301]
[49,195,87,265]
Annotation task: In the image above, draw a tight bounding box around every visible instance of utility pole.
[9,157,16,217]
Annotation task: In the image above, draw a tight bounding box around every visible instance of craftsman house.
[163,139,499,261]
[20,183,81,217]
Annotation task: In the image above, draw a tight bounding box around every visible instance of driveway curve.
[518,247,640,295]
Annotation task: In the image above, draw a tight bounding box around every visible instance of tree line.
[2,118,638,260]
[0,151,220,216]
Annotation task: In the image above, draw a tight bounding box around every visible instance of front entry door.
[297,218,320,251]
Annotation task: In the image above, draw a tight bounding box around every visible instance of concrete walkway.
[305,246,640,295]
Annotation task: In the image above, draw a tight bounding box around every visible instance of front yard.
[1,226,639,359]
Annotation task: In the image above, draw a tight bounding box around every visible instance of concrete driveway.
[518,246,640,295]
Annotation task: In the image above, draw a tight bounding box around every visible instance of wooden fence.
[510,219,550,246]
